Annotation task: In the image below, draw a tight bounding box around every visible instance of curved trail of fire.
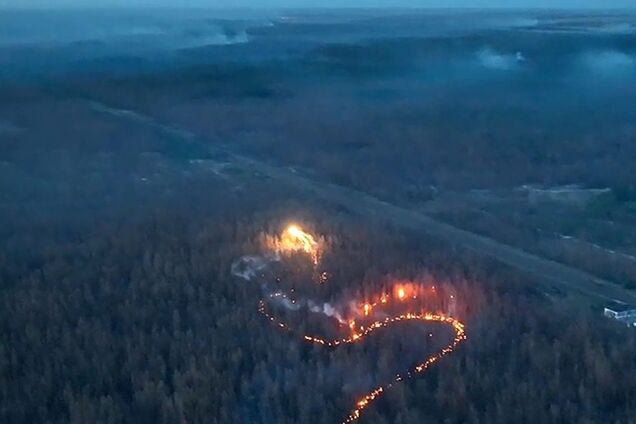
[259,292,466,423]
[234,225,468,423]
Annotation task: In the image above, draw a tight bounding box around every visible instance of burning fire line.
[259,291,466,423]
[255,224,467,423]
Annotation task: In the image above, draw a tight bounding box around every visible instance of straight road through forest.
[91,101,636,306]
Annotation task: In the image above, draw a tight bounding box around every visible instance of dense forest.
[1,186,635,423]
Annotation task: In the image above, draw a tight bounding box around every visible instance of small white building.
[604,304,636,327]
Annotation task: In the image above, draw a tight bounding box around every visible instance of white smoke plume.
[308,300,346,324]
[232,237,349,324]
[271,292,303,311]
[477,47,525,70]
[231,254,279,281]
[268,294,347,324]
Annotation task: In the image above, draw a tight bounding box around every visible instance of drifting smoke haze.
[269,294,347,323]
[308,300,346,323]
[231,225,347,324]
[1,6,635,104]
[0,10,255,49]
[230,254,279,281]
[580,49,636,75]
[476,46,525,70]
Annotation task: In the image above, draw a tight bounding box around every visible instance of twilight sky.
[1,0,635,8]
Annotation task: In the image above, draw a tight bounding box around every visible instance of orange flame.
[269,224,322,266]
[397,287,406,300]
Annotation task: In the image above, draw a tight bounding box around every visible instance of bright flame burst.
[257,224,467,423]
[271,224,321,266]
[397,287,406,300]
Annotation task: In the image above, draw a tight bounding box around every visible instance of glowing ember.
[397,287,406,300]
[363,303,371,316]
[319,271,329,284]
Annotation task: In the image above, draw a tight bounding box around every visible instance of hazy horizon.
[2,0,636,10]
